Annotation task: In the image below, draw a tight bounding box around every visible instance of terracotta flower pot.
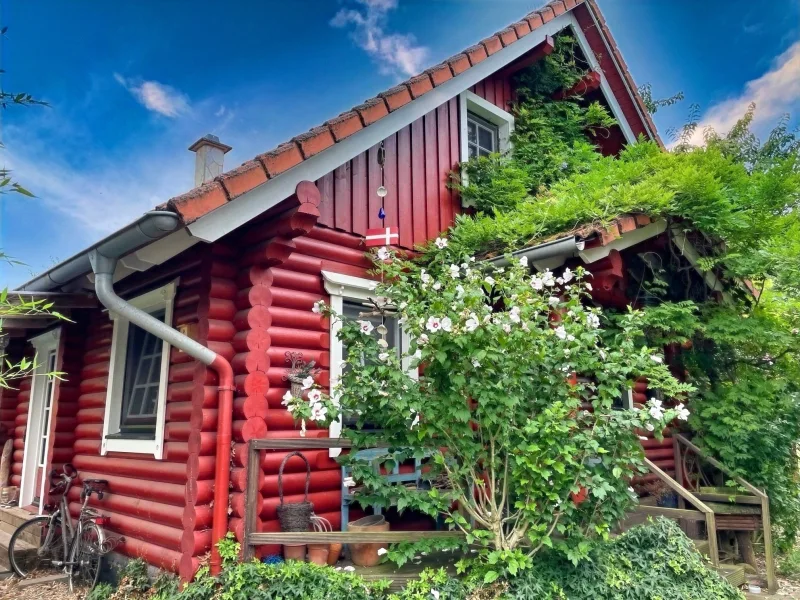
[283,544,307,561]
[348,515,389,567]
[327,542,342,565]
[307,543,329,565]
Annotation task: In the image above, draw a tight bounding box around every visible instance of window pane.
[120,309,165,435]
[478,125,495,151]
[468,144,477,159]
[467,121,477,144]
[479,148,491,157]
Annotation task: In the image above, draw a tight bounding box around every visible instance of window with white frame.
[322,271,414,456]
[102,280,176,459]
[458,91,515,206]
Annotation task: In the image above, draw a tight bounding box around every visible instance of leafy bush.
[85,583,114,600]
[285,251,691,576]
[504,518,744,600]
[779,547,800,579]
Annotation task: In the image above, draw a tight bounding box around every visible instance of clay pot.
[327,543,342,566]
[283,544,307,561]
[348,515,389,567]
[307,544,329,565]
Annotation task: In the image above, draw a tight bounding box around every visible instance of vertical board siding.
[315,105,461,249]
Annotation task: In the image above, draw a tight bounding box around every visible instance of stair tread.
[703,502,762,515]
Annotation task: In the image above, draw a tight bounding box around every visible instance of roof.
[162,0,660,229]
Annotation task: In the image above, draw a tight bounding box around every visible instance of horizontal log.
[634,505,707,521]
[271,268,324,294]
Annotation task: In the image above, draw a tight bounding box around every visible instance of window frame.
[467,112,500,158]
[322,271,415,457]
[101,280,177,459]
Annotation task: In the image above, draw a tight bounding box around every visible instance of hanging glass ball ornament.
[378,207,386,220]
[376,323,388,337]
[376,185,388,198]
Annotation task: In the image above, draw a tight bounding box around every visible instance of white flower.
[378,352,390,362]
[428,317,442,333]
[472,359,481,368]
[531,276,543,290]
[556,277,564,285]
[562,268,574,283]
[456,284,465,297]
[301,376,314,390]
[440,317,453,332]
[648,399,664,420]
[519,256,529,268]
[432,281,442,291]
[599,349,606,360]
[300,419,307,436]
[502,323,512,333]
[377,548,387,556]
[555,326,567,340]
[449,264,460,279]
[464,315,480,332]
[282,390,293,405]
[585,282,593,291]
[343,477,355,488]
[638,436,648,441]
[410,412,420,429]
[628,486,636,494]
[564,348,571,356]
[548,296,560,307]
[308,389,322,404]
[567,334,575,342]
[311,300,325,314]
[650,355,663,364]
[431,591,440,600]
[434,237,448,249]
[420,270,431,287]
[376,246,391,260]
[645,422,655,432]
[542,270,555,287]
[586,313,600,329]
[509,306,521,323]
[310,403,328,422]
[399,301,408,310]
[676,403,690,421]
[343,565,356,572]
[484,276,496,286]
[417,333,429,346]
[359,320,375,335]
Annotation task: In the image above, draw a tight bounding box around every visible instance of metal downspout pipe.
[89,252,234,577]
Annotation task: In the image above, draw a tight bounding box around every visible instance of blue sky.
[1,0,798,287]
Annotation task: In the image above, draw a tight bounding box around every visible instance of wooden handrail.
[643,458,713,514]
[249,531,465,545]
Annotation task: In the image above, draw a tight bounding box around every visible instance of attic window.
[467,113,499,158]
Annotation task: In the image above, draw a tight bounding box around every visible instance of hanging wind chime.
[363,142,393,349]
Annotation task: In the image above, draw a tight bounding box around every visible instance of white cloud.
[114,73,190,117]
[685,41,800,146]
[331,0,428,78]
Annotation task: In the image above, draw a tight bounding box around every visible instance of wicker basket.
[276,451,314,532]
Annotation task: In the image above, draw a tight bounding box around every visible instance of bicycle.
[7,463,110,591]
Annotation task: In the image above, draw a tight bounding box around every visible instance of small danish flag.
[365,227,399,247]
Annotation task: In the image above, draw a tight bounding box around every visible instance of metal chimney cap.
[189,134,232,154]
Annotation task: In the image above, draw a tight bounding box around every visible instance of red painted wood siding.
[471,73,515,112]
[314,101,462,248]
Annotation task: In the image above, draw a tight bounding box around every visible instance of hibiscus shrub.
[283,241,692,580]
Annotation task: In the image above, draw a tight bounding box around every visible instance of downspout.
[88,242,234,576]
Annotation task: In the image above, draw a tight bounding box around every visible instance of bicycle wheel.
[8,515,65,578]
[69,521,104,591]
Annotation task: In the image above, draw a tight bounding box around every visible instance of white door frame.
[19,328,61,512]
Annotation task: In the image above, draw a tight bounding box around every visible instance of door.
[19,328,61,512]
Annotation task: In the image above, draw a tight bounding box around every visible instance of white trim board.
[188,15,583,243]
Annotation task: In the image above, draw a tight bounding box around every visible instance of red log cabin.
[1,0,686,580]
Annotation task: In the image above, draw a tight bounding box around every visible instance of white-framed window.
[322,271,415,457]
[458,91,515,206]
[102,280,177,459]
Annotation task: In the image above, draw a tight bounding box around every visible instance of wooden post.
[705,512,719,567]
[242,440,261,561]
[762,497,777,593]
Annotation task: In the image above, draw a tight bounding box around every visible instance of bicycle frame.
[40,475,98,570]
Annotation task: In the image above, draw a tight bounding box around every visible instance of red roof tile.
[161,0,658,226]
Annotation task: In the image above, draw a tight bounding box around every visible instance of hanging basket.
[276,451,314,532]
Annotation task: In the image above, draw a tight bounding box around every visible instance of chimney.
[189,134,232,187]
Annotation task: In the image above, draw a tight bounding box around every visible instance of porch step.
[715,564,747,588]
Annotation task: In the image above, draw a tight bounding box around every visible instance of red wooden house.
[2,0,667,580]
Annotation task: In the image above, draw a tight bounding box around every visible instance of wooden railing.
[673,434,775,593]
[242,438,465,561]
